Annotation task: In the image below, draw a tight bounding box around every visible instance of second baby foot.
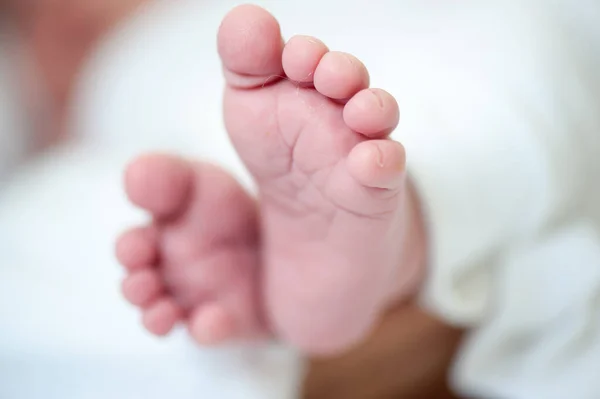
[220,5,421,355]
[116,154,264,344]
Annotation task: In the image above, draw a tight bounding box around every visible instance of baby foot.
[220,5,423,354]
[116,154,263,344]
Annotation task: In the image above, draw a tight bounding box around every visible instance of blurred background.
[0,1,597,398]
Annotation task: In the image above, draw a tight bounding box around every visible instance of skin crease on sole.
[116,4,426,356]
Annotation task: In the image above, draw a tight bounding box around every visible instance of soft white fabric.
[410,0,600,326]
[453,223,600,399]
[1,1,599,398]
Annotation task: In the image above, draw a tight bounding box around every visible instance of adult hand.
[304,302,463,399]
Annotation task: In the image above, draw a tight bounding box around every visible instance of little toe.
[115,226,158,270]
[124,154,193,219]
[344,89,400,138]
[218,4,284,88]
[189,303,236,345]
[282,35,328,84]
[142,298,182,336]
[314,51,369,100]
[347,140,406,190]
[121,269,163,307]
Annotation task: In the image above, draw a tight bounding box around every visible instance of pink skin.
[116,4,425,355]
[117,157,263,343]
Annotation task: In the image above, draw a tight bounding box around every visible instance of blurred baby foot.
[116,154,264,345]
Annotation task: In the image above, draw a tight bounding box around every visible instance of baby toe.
[347,140,406,190]
[344,88,400,137]
[142,298,182,336]
[116,226,158,270]
[218,4,285,88]
[188,303,236,345]
[282,35,328,84]
[121,269,163,307]
[124,154,193,219]
[314,51,369,100]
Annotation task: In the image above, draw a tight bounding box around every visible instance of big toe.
[124,154,193,218]
[217,4,284,88]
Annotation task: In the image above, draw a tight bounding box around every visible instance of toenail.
[343,53,356,67]
[369,89,384,108]
[374,144,384,167]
